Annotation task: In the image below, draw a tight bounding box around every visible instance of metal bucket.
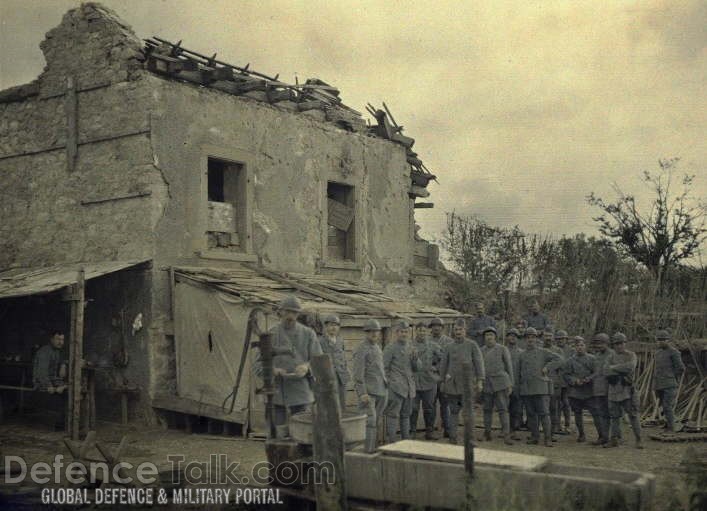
[289,411,367,446]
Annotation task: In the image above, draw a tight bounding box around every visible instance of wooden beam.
[311,354,348,511]
[65,77,78,172]
[414,202,434,209]
[68,269,85,440]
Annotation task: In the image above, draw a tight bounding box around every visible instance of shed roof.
[173,264,460,326]
[0,260,151,299]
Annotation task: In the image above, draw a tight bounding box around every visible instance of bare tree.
[587,158,707,291]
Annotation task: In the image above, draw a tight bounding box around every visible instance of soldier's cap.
[591,333,610,344]
[454,318,467,328]
[573,336,585,343]
[506,328,520,338]
[655,329,671,340]
[482,326,497,335]
[415,321,428,328]
[279,295,302,312]
[323,314,340,325]
[363,319,382,332]
[611,332,627,344]
[543,327,554,335]
[524,327,538,337]
[429,317,444,327]
[394,319,411,331]
[554,330,568,339]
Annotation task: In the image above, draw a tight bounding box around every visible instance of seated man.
[33,331,67,394]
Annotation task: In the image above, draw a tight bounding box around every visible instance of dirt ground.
[1,414,704,510]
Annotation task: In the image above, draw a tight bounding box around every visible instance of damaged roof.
[174,264,460,326]
[0,260,150,299]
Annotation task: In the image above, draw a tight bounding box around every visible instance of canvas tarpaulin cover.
[174,280,254,420]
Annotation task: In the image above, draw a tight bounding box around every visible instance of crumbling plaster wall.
[0,4,166,412]
[148,76,415,281]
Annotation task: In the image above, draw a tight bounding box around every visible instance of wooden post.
[462,361,475,510]
[65,77,78,172]
[68,269,86,440]
[310,354,347,511]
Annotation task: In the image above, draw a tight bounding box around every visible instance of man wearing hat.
[256,295,323,430]
[319,314,351,410]
[653,330,685,433]
[480,326,514,444]
[410,322,443,439]
[383,319,420,443]
[352,319,388,452]
[555,330,573,434]
[505,328,525,438]
[588,333,613,445]
[604,333,643,449]
[524,300,552,333]
[467,302,497,346]
[440,318,485,444]
[429,317,454,437]
[563,337,595,442]
[542,328,565,439]
[518,327,561,446]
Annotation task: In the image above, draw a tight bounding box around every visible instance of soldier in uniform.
[254,296,323,430]
[525,300,551,332]
[604,333,643,449]
[352,319,388,453]
[563,337,595,442]
[480,326,514,444]
[542,328,565,439]
[383,319,420,443]
[440,318,485,444]
[555,330,574,433]
[429,317,454,437]
[319,314,350,410]
[518,327,561,446]
[32,331,68,393]
[467,302,496,346]
[505,328,524,439]
[653,330,686,432]
[410,322,443,439]
[588,333,613,445]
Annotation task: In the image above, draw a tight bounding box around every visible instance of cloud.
[1,0,705,246]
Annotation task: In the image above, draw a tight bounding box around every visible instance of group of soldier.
[258,296,687,454]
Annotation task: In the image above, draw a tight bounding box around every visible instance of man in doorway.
[33,331,67,394]
[319,314,350,410]
[353,319,387,453]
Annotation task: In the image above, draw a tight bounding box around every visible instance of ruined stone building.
[0,3,457,432]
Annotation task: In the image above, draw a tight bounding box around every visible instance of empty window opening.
[207,157,246,252]
[327,182,356,261]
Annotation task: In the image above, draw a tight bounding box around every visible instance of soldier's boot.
[482,410,493,441]
[575,413,585,442]
[385,417,398,444]
[603,438,619,448]
[424,427,437,440]
[540,416,553,444]
[526,416,540,444]
[499,411,512,444]
[635,437,644,450]
[483,430,492,441]
[563,407,572,433]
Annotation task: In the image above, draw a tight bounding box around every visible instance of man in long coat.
[480,326,514,444]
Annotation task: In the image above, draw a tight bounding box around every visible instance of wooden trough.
[345,440,655,511]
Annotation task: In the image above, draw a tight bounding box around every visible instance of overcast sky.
[1,0,705,246]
